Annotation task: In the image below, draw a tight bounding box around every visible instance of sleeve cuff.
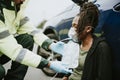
[41,39,53,51]
[37,58,49,69]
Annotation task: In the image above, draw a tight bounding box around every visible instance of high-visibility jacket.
[0,0,51,68]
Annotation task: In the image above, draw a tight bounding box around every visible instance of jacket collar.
[86,35,105,58]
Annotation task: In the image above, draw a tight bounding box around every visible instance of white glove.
[49,41,65,55]
[49,61,72,74]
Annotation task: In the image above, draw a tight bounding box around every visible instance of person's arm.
[18,16,66,55]
[97,41,112,80]
[17,16,53,50]
[0,30,48,68]
[0,29,72,74]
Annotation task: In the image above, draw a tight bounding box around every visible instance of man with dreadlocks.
[0,0,72,80]
[59,2,112,80]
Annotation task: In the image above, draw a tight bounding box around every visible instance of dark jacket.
[81,36,112,80]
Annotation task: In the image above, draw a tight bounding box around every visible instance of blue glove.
[49,61,72,74]
[49,41,65,55]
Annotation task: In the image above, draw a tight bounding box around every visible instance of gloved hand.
[49,61,72,74]
[49,41,65,55]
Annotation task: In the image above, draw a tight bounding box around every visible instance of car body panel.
[43,4,80,40]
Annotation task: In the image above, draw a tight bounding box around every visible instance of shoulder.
[94,36,111,53]
[92,35,110,48]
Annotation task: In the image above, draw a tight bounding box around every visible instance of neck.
[80,34,93,51]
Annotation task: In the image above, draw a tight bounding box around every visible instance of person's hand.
[49,41,65,55]
[49,61,72,74]
[62,76,69,80]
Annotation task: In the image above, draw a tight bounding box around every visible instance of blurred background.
[25,0,74,26]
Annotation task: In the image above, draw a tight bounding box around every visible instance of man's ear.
[86,26,92,33]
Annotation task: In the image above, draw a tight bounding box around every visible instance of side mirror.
[72,0,88,6]
[113,3,120,12]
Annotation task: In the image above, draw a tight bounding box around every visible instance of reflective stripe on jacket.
[0,0,49,68]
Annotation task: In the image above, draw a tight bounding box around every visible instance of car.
[37,0,120,79]
[37,3,80,78]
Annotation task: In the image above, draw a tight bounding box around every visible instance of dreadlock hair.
[76,2,99,37]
